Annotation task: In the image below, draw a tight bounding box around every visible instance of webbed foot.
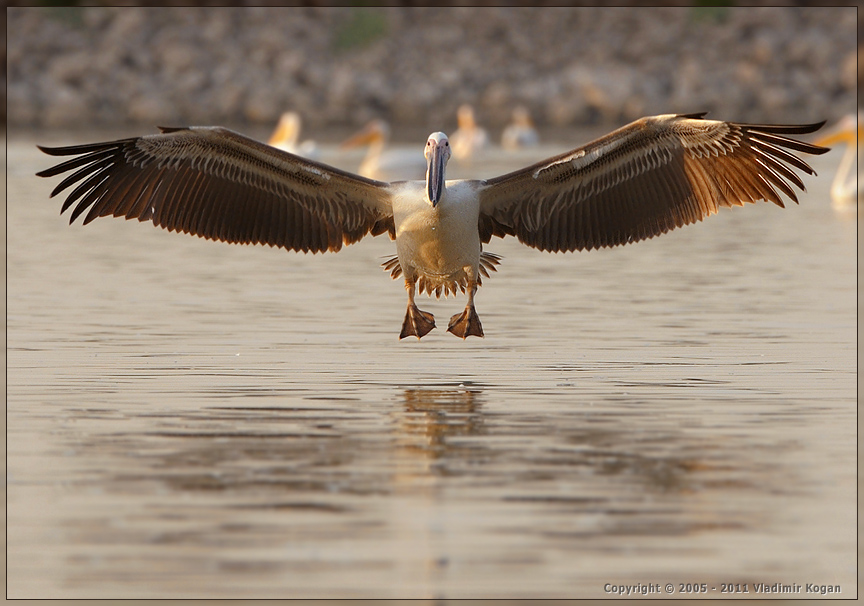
[447,306,484,339]
[400,304,436,339]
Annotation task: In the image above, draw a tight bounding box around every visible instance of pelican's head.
[813,113,863,148]
[268,112,301,147]
[424,132,451,206]
[457,104,477,129]
[341,119,390,149]
[512,105,534,127]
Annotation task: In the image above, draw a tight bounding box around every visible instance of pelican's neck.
[833,140,859,200]
[358,136,385,175]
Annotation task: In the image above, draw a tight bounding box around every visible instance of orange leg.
[399,277,436,339]
[447,278,484,339]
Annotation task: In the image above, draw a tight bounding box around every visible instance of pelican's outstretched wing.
[37,126,395,253]
[477,113,828,251]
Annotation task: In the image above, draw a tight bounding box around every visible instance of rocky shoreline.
[8,6,858,138]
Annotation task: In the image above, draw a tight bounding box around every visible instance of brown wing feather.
[478,114,828,252]
[37,126,396,253]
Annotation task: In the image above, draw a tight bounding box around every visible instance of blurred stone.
[244,93,282,124]
[127,95,177,125]
[5,6,858,132]
[159,43,197,76]
[545,95,588,127]
[214,82,246,120]
[7,83,38,126]
[42,85,89,128]
[46,51,93,86]
[840,49,857,93]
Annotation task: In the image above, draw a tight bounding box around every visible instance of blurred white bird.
[501,105,539,150]
[813,112,861,209]
[450,104,489,160]
[341,119,426,181]
[267,112,319,159]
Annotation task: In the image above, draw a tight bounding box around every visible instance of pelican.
[450,104,489,160]
[812,112,861,208]
[501,106,540,150]
[340,119,426,181]
[267,111,319,159]
[37,112,827,339]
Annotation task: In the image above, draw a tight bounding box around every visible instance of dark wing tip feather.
[36,143,82,157]
[36,140,123,158]
[37,127,393,255]
[36,144,60,156]
[36,141,128,180]
[744,123,830,157]
[156,126,189,133]
[744,120,827,136]
[480,113,828,253]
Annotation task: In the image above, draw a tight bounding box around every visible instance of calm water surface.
[6,134,857,598]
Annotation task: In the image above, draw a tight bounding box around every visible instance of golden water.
[6,135,857,598]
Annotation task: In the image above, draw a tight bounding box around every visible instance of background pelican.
[450,104,489,160]
[812,112,861,208]
[340,119,426,181]
[267,111,319,159]
[501,105,540,150]
[37,113,827,339]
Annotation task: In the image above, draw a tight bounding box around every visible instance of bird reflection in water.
[393,386,486,475]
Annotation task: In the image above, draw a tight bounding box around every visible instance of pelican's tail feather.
[382,255,402,279]
[383,252,503,297]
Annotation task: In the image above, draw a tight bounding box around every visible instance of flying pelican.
[450,104,489,160]
[37,112,827,340]
[501,106,540,150]
[341,119,426,181]
[267,111,319,159]
[812,112,861,208]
